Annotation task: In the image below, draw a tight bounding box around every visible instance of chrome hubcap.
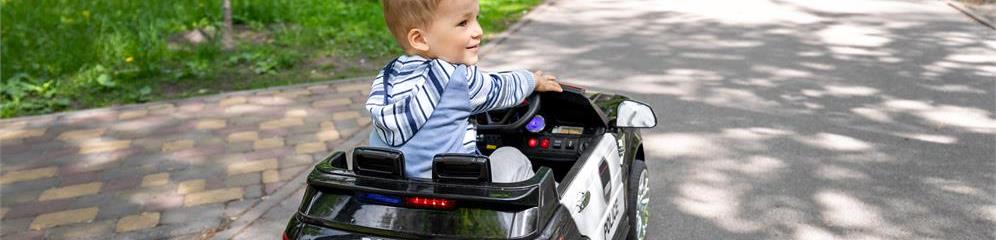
[636,169,649,240]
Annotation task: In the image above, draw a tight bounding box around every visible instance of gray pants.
[488,147,535,183]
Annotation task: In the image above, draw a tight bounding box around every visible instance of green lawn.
[0,0,542,118]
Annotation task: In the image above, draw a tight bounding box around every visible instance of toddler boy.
[366,0,562,182]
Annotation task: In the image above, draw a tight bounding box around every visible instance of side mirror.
[616,100,656,128]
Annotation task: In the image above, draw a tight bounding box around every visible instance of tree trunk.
[221,0,235,49]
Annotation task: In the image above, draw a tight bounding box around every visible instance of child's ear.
[408,28,430,52]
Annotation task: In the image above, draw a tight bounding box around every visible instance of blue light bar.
[358,193,402,205]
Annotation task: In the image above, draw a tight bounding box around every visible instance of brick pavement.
[0,78,373,239]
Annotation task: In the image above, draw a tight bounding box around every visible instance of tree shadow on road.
[483,0,994,239]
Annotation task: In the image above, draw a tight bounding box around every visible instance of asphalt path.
[481,0,996,239]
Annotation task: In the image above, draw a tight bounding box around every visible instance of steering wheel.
[477,93,541,131]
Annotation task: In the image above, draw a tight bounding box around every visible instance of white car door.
[558,133,627,240]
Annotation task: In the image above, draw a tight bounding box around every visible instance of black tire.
[626,160,648,240]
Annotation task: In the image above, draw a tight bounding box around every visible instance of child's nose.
[471,22,483,39]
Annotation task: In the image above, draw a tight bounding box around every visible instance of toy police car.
[283,86,656,240]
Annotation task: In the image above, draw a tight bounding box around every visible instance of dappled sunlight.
[851,107,895,123]
[815,190,884,228]
[922,177,987,198]
[797,133,874,152]
[917,105,996,133]
[816,165,870,181]
[817,25,893,48]
[643,133,725,158]
[655,0,823,25]
[894,133,958,144]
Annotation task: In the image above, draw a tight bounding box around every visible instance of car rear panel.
[289,153,559,239]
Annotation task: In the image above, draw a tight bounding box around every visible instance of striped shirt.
[365,55,536,150]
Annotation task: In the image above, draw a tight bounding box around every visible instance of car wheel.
[627,160,649,240]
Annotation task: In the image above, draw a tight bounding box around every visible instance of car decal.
[576,191,590,213]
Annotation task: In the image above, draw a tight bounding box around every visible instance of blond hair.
[382,0,443,51]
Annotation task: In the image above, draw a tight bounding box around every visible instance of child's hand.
[532,70,562,92]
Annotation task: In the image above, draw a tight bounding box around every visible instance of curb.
[209,126,371,240]
[0,75,373,124]
[946,0,996,30]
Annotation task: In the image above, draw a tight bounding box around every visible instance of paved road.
[0,79,371,239]
[482,0,996,239]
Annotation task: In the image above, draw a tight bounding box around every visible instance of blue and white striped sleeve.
[365,62,455,146]
[465,65,536,114]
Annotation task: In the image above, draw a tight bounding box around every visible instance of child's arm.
[466,65,562,113]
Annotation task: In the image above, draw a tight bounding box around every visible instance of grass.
[0,0,542,118]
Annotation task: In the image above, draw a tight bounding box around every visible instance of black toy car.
[283,86,657,240]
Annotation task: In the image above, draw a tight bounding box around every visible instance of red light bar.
[528,138,538,148]
[540,138,551,149]
[406,197,456,210]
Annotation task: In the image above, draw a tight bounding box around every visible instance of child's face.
[422,0,483,65]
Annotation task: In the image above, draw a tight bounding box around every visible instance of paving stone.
[161,139,194,152]
[243,148,292,162]
[285,133,318,146]
[71,192,117,208]
[59,171,101,186]
[183,188,244,207]
[38,182,103,201]
[259,118,304,130]
[0,167,58,185]
[227,159,279,176]
[331,111,362,120]
[0,207,8,219]
[319,120,336,130]
[141,193,184,212]
[312,98,352,108]
[244,184,264,199]
[30,207,99,230]
[194,119,227,130]
[116,212,160,233]
[112,225,170,240]
[287,123,322,136]
[1,230,43,240]
[334,118,360,131]
[0,217,32,235]
[252,137,284,151]
[225,173,261,187]
[141,173,171,187]
[161,203,223,224]
[177,179,206,194]
[278,165,310,182]
[47,219,114,239]
[118,109,149,120]
[102,175,143,193]
[79,140,131,154]
[336,83,369,92]
[1,189,38,207]
[56,128,106,141]
[284,109,309,118]
[316,129,341,142]
[249,96,293,106]
[262,170,280,184]
[93,200,142,221]
[226,131,259,143]
[0,128,46,141]
[258,128,291,138]
[281,154,316,169]
[219,96,248,107]
[295,142,327,154]
[226,142,254,154]
[203,175,227,190]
